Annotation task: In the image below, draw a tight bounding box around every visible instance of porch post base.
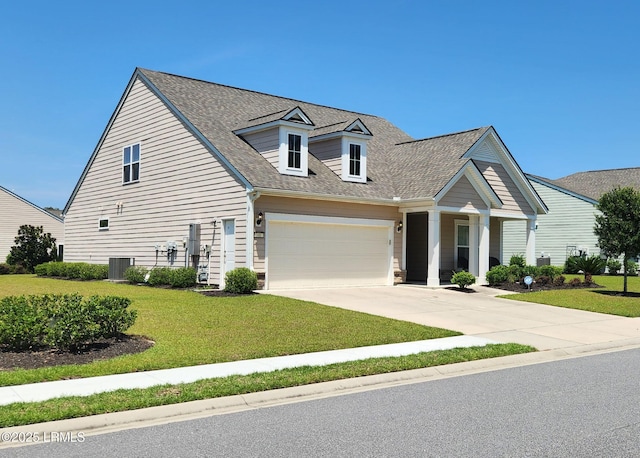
[427,277,441,287]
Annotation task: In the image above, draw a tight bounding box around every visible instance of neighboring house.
[503,168,640,267]
[63,68,546,289]
[0,186,64,262]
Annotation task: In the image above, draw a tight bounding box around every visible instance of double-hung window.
[123,143,140,184]
[287,134,301,169]
[349,144,361,176]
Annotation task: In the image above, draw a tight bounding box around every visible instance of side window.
[123,143,140,184]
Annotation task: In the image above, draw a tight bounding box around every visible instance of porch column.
[478,213,490,284]
[427,210,440,287]
[526,218,536,266]
[468,215,479,276]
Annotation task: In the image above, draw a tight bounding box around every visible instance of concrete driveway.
[268,284,640,351]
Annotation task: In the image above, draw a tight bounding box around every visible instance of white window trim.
[454,219,470,270]
[122,143,141,185]
[341,138,367,183]
[98,218,110,231]
[278,128,308,177]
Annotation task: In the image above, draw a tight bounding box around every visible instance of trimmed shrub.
[65,263,83,279]
[124,266,149,284]
[147,267,173,287]
[34,263,49,276]
[0,263,11,275]
[78,263,108,281]
[169,267,197,288]
[0,294,137,351]
[553,275,566,286]
[224,267,258,294]
[535,275,551,286]
[626,260,638,276]
[522,265,540,279]
[486,265,510,285]
[568,277,582,287]
[538,265,563,280]
[451,270,476,289]
[564,256,581,274]
[606,259,622,275]
[509,254,526,268]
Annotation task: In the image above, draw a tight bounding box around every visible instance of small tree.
[594,187,640,293]
[6,225,57,273]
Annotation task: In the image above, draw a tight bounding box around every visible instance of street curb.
[3,337,640,445]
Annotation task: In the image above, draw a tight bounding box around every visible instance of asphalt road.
[5,348,640,457]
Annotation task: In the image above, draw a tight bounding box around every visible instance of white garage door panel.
[267,220,392,289]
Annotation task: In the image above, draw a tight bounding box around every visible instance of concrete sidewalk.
[0,335,497,406]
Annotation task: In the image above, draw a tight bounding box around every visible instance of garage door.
[266,215,393,289]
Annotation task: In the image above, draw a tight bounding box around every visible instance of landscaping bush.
[169,267,197,288]
[124,266,149,284]
[568,277,582,287]
[535,275,551,286]
[65,263,84,279]
[606,259,622,275]
[224,267,258,294]
[11,264,28,275]
[451,270,476,289]
[147,267,173,286]
[485,265,510,285]
[538,265,563,280]
[509,254,526,268]
[79,263,108,281]
[573,255,606,283]
[34,263,49,276]
[0,263,11,275]
[0,294,137,351]
[522,265,540,279]
[553,275,566,286]
[626,260,638,276]
[564,256,581,274]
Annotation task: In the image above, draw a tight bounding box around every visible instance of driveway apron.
[266,285,640,351]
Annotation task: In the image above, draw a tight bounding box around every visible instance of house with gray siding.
[503,168,640,267]
[0,186,64,262]
[63,68,546,289]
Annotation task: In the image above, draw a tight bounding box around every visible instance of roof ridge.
[560,166,640,177]
[139,68,382,120]
[394,127,488,146]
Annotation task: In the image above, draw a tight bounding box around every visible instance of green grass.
[0,343,534,427]
[502,275,640,317]
[0,275,460,386]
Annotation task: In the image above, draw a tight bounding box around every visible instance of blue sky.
[1,0,638,209]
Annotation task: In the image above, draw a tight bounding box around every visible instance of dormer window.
[349,144,361,176]
[341,138,367,183]
[288,134,302,169]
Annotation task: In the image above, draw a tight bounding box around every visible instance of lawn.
[502,275,640,317]
[0,275,461,386]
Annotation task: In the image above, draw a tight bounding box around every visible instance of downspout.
[246,190,261,271]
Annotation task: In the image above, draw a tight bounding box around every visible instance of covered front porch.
[401,209,536,286]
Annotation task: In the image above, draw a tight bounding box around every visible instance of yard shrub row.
[0,263,28,275]
[35,262,108,281]
[224,267,258,294]
[124,266,197,288]
[0,294,137,351]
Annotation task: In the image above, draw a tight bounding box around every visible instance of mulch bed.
[0,335,154,371]
[489,280,601,293]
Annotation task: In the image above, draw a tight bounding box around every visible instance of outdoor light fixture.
[256,212,263,226]
[397,221,403,233]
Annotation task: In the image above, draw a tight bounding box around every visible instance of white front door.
[222,220,235,281]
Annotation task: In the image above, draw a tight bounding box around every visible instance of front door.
[222,220,235,282]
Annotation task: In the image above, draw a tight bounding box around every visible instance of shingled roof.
[137,69,492,202]
[551,168,640,201]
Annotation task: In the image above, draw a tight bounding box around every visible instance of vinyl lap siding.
[64,78,248,284]
[0,190,64,262]
[242,130,279,168]
[503,181,600,266]
[309,138,341,176]
[252,195,402,273]
[438,176,487,210]
[475,160,533,214]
